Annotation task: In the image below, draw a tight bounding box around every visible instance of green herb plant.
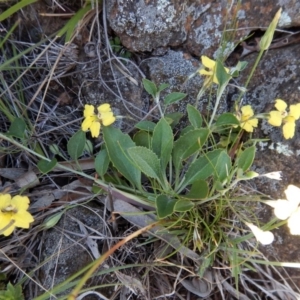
[2,5,299,300]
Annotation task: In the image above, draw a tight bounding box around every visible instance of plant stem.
[235,49,265,105]
[208,84,226,128]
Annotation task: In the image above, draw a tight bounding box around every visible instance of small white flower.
[287,207,300,235]
[265,185,300,220]
[261,171,282,180]
[246,222,274,245]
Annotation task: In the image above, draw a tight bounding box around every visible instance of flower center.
[1,205,17,213]
[281,110,288,118]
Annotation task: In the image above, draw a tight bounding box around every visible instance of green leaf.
[95,148,110,177]
[152,118,173,170]
[57,4,92,43]
[180,125,194,136]
[133,131,151,148]
[184,180,209,199]
[103,126,141,188]
[237,146,256,171]
[215,60,231,87]
[214,151,232,183]
[187,104,202,128]
[182,149,223,188]
[142,78,157,98]
[236,61,248,72]
[164,112,183,128]
[127,146,162,180]
[0,282,24,300]
[0,0,37,22]
[157,83,170,92]
[173,129,209,172]
[42,211,64,230]
[67,130,86,160]
[156,195,177,218]
[8,118,26,139]
[135,120,156,132]
[216,113,240,127]
[174,199,194,212]
[164,92,187,105]
[37,158,57,174]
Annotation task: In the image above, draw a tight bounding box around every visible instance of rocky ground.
[1,0,300,299]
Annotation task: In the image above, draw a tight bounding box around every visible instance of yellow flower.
[199,56,229,85]
[236,105,258,132]
[0,194,34,236]
[81,104,116,138]
[268,99,300,139]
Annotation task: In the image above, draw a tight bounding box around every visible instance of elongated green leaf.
[187,104,202,128]
[152,118,173,170]
[0,0,37,22]
[181,149,223,188]
[158,83,170,92]
[216,60,231,87]
[95,148,110,177]
[184,180,208,199]
[164,92,187,105]
[165,112,183,128]
[37,158,57,174]
[135,120,156,132]
[156,195,177,218]
[128,146,161,180]
[214,151,231,183]
[103,126,141,188]
[174,199,194,212]
[216,113,239,126]
[7,118,26,138]
[133,131,151,148]
[142,78,157,98]
[237,146,256,171]
[67,130,86,160]
[173,129,209,172]
[57,4,92,43]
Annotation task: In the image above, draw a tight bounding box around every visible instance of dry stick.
[67,221,159,300]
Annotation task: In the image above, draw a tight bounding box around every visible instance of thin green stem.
[235,49,265,104]
[208,84,227,128]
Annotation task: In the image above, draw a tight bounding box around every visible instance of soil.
[1,1,300,299]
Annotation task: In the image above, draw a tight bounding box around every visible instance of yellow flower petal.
[12,210,34,229]
[282,121,295,139]
[274,99,287,112]
[241,118,258,132]
[0,212,15,236]
[81,116,96,132]
[201,55,215,69]
[1,224,15,236]
[0,194,11,209]
[83,104,95,118]
[101,112,116,126]
[90,121,101,138]
[199,69,213,77]
[98,103,111,113]
[268,111,283,126]
[11,195,29,211]
[289,104,300,120]
[241,105,254,119]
